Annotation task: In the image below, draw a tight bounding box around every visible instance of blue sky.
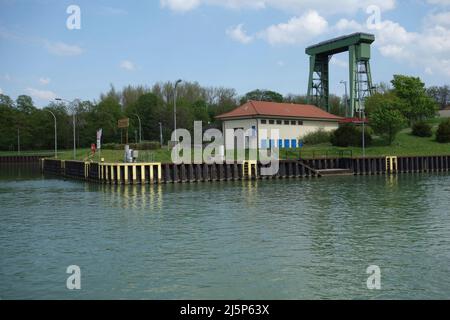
[1,0,450,107]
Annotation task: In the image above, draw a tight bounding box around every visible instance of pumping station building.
[216,100,342,149]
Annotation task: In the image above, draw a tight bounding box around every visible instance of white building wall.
[222,117,339,149]
[439,110,450,118]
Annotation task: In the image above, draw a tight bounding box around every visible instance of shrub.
[302,129,331,145]
[102,141,161,150]
[436,119,450,143]
[331,124,372,147]
[412,121,432,137]
[369,105,406,145]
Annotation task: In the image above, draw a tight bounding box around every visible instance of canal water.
[1,164,449,299]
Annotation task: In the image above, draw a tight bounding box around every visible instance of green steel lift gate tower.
[306,33,376,117]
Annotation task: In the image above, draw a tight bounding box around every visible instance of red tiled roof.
[215,100,343,121]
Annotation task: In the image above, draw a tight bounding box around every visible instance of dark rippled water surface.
[1,164,449,299]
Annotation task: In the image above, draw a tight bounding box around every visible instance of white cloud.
[45,42,84,56]
[161,0,396,15]
[427,0,450,5]
[330,12,450,77]
[160,0,201,12]
[261,10,328,45]
[334,18,363,32]
[26,88,57,101]
[0,88,3,94]
[39,77,51,85]
[425,11,450,27]
[277,60,285,67]
[120,60,136,71]
[226,24,253,44]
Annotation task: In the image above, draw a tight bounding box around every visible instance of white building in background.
[216,100,343,149]
[439,107,450,118]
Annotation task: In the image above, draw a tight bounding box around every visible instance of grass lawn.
[2,121,449,163]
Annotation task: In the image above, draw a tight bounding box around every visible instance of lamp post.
[174,79,182,142]
[17,128,20,155]
[134,113,142,143]
[340,80,349,117]
[159,122,163,147]
[55,98,77,160]
[45,109,57,158]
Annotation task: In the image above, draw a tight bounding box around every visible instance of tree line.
[0,78,448,151]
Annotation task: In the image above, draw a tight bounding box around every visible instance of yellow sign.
[118,118,130,129]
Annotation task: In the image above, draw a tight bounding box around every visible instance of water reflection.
[85,183,164,211]
[1,168,449,299]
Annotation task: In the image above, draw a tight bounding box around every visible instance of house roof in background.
[216,100,343,121]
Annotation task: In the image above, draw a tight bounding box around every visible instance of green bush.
[436,119,450,143]
[331,124,372,147]
[302,129,332,145]
[102,141,161,150]
[412,121,433,137]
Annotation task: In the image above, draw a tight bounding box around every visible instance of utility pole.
[159,122,163,147]
[134,113,142,143]
[340,80,349,117]
[17,128,20,155]
[45,110,57,158]
[174,79,182,143]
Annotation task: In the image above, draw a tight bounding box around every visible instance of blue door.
[278,140,283,148]
[291,139,297,148]
[284,139,290,148]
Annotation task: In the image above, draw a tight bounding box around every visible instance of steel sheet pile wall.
[0,155,48,163]
[42,159,64,175]
[42,155,450,184]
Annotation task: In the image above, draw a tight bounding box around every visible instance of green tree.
[0,94,18,150]
[16,95,35,114]
[127,93,164,142]
[365,92,403,117]
[391,75,437,123]
[427,85,449,110]
[436,119,450,143]
[93,97,124,144]
[369,104,406,145]
[240,89,284,104]
[192,100,210,125]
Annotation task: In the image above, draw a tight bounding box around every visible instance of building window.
[291,139,297,148]
[276,120,282,125]
[261,119,267,124]
[261,139,267,149]
[284,120,290,125]
[298,120,304,125]
[269,120,275,124]
[284,139,290,149]
[291,120,297,125]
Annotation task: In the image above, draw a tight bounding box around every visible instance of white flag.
[97,129,102,149]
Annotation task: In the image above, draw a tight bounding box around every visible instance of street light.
[159,122,163,147]
[45,109,57,158]
[174,79,182,142]
[340,80,349,117]
[17,128,20,155]
[55,98,77,160]
[134,113,142,143]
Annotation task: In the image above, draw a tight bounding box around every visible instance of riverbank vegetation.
[1,75,449,161]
